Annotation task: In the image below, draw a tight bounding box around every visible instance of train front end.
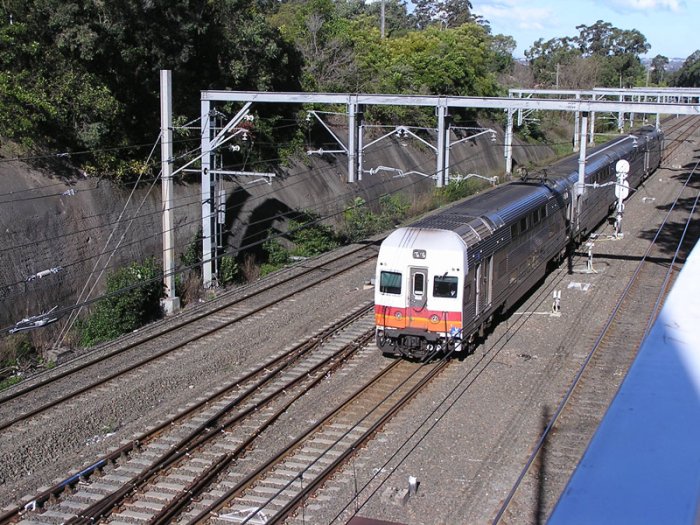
[374,227,467,359]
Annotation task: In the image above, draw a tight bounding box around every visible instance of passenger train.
[374,126,664,359]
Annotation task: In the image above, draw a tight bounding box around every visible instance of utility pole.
[380,0,385,38]
[160,70,180,314]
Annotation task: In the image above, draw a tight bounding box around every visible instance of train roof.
[407,126,662,244]
[527,127,662,183]
[378,228,468,268]
[414,181,555,235]
[380,227,464,253]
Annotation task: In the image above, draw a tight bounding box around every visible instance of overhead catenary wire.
[2,115,512,330]
[0,141,492,335]
[0,136,490,301]
[50,134,165,351]
[0,137,405,260]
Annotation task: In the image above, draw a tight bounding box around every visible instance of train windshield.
[379,271,402,294]
[433,275,458,298]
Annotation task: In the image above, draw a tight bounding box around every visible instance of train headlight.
[395,312,402,320]
[430,314,440,324]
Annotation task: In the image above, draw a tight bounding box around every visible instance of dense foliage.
[672,50,700,87]
[3,1,696,174]
[79,258,164,346]
[1,0,517,177]
[525,20,649,88]
[260,211,341,275]
[343,194,410,242]
[1,0,300,178]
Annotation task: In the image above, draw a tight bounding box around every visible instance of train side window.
[433,275,458,298]
[519,217,527,232]
[380,271,402,294]
[413,273,425,297]
[535,207,545,224]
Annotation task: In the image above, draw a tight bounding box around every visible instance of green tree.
[673,50,700,87]
[525,37,580,87]
[361,23,500,96]
[0,0,301,177]
[270,0,359,91]
[575,20,649,57]
[525,21,649,88]
[0,10,122,153]
[574,21,648,87]
[650,55,669,85]
[333,0,415,37]
[414,0,473,29]
[80,258,164,346]
[489,34,517,74]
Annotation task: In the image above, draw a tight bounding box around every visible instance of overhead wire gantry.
[194,88,700,287]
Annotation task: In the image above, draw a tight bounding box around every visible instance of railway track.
[0,242,379,433]
[493,119,700,523]
[2,303,451,525]
[1,304,375,524]
[662,115,699,161]
[177,358,446,525]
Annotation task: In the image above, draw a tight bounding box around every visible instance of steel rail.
[185,359,448,524]
[0,304,373,525]
[267,360,449,525]
[0,242,375,406]
[150,329,377,525]
[0,248,377,433]
[66,324,374,525]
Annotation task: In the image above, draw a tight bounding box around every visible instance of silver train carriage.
[374,126,664,359]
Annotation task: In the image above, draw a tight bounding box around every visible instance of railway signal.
[614,159,630,238]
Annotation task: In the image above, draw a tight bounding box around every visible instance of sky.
[471,0,697,60]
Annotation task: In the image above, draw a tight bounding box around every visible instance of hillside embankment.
[0,123,555,350]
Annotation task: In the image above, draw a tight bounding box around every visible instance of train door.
[406,268,428,329]
[644,144,651,176]
[485,256,493,307]
[474,257,493,317]
[475,263,481,317]
[409,267,428,308]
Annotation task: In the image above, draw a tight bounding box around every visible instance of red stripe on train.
[374,304,462,331]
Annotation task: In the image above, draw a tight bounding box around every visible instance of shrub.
[181,230,203,272]
[79,258,164,347]
[377,194,410,229]
[288,214,340,257]
[434,177,489,206]
[342,194,410,242]
[219,255,239,285]
[260,237,290,276]
[0,333,35,368]
[343,197,380,242]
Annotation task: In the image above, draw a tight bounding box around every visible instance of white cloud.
[597,0,684,12]
[476,1,556,31]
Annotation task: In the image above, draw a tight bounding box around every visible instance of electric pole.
[381,0,385,38]
[160,70,180,314]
